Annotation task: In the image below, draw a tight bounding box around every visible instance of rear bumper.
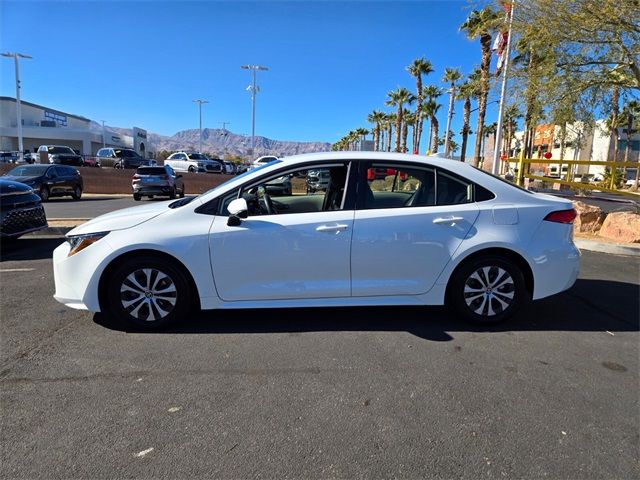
[133,184,173,195]
[526,222,581,300]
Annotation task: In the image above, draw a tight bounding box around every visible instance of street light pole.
[492,2,515,175]
[2,52,32,162]
[241,65,269,158]
[101,120,106,148]
[193,99,209,153]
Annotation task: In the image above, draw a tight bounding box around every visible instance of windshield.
[137,167,166,175]
[115,149,139,158]
[48,147,72,154]
[6,165,49,176]
[199,160,281,197]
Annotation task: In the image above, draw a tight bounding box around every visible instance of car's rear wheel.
[133,193,141,201]
[39,186,49,202]
[179,186,185,198]
[71,185,82,200]
[169,187,176,199]
[106,256,191,329]
[448,256,527,325]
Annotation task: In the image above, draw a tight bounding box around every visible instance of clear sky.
[1,0,497,150]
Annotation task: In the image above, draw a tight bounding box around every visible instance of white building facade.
[0,97,155,157]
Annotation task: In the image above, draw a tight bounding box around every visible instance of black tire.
[179,186,185,198]
[169,187,176,199]
[133,193,142,201]
[71,185,82,200]
[39,186,49,202]
[105,255,192,329]
[188,166,196,173]
[447,255,528,325]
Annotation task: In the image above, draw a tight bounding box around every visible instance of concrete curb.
[575,238,640,257]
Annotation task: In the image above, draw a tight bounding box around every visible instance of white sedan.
[53,152,580,329]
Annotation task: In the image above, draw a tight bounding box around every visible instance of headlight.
[66,232,109,257]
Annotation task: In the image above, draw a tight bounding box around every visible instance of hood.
[0,179,33,195]
[67,200,172,236]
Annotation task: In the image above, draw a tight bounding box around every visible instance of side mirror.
[227,198,248,226]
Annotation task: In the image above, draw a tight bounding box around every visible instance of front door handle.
[316,224,349,233]
[433,216,464,225]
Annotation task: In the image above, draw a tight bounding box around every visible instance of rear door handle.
[433,216,464,225]
[316,224,349,233]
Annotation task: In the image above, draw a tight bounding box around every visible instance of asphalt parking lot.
[0,237,638,479]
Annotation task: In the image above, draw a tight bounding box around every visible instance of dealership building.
[0,96,154,157]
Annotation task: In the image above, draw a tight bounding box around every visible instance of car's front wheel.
[448,256,528,325]
[39,186,49,202]
[188,166,196,173]
[106,256,192,329]
[71,185,82,200]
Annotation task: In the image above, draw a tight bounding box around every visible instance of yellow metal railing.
[506,152,639,199]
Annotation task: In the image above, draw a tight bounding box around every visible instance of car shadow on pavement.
[94,278,639,341]
[0,236,63,262]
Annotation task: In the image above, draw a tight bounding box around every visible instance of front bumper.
[0,205,48,237]
[53,237,115,312]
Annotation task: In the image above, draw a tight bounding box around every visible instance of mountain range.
[98,124,332,158]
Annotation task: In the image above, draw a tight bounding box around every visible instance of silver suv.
[164,152,223,173]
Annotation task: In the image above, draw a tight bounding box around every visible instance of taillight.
[132,174,140,183]
[544,209,577,224]
[162,175,170,181]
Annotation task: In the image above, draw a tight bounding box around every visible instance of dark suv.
[132,165,185,200]
[0,179,48,238]
[96,148,153,169]
[3,164,84,201]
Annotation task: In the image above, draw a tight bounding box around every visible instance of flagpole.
[491,1,515,175]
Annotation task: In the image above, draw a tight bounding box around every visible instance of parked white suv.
[164,152,223,173]
[250,155,279,170]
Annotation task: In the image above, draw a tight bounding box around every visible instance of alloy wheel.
[463,266,515,317]
[119,268,177,322]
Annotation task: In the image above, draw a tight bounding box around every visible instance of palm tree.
[385,113,396,152]
[620,100,640,189]
[461,7,500,167]
[482,122,497,165]
[422,85,442,153]
[407,57,434,154]
[367,110,385,151]
[456,71,481,163]
[401,109,415,153]
[423,99,442,154]
[355,128,369,150]
[621,100,640,163]
[442,67,463,156]
[611,86,620,162]
[502,104,522,172]
[386,87,416,152]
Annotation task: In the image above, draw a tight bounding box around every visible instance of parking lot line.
[0,268,36,273]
